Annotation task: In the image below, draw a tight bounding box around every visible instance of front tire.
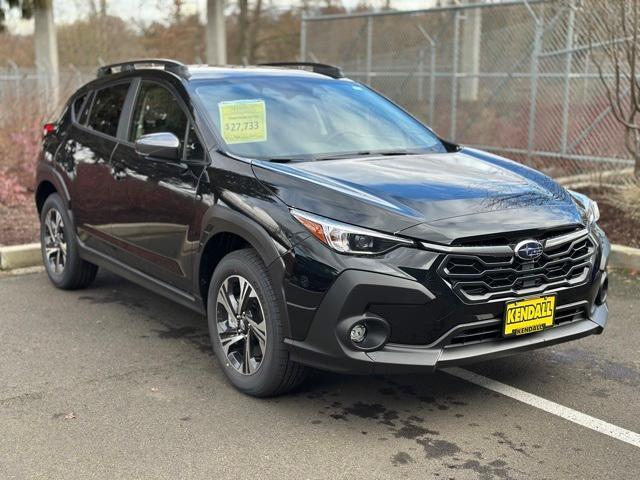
[207,249,308,397]
[40,193,98,290]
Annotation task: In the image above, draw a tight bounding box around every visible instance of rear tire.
[207,249,308,397]
[40,193,98,290]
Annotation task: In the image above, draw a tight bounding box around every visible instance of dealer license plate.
[503,295,556,337]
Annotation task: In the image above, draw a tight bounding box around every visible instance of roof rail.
[96,59,189,79]
[258,62,344,79]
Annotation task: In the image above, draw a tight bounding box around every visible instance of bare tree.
[248,0,262,64]
[0,0,59,108]
[236,0,249,63]
[581,0,640,177]
[235,0,263,64]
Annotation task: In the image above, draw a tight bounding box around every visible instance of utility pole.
[34,0,59,110]
[206,0,227,65]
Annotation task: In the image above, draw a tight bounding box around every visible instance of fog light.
[350,324,367,343]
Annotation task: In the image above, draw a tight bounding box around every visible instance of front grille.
[446,304,588,347]
[438,234,596,303]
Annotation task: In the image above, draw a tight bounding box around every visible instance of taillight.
[43,123,56,137]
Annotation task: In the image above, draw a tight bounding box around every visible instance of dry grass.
[607,177,640,222]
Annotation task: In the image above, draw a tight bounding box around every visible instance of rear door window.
[87,83,130,137]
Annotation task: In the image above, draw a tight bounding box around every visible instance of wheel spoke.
[53,210,62,231]
[242,336,253,374]
[45,215,55,239]
[220,332,245,356]
[217,282,237,319]
[248,319,267,354]
[55,249,61,272]
[237,277,254,314]
[46,247,59,258]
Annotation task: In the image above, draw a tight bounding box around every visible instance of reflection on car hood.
[252,147,585,244]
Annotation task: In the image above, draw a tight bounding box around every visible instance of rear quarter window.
[78,92,93,125]
[87,83,130,137]
[71,92,90,122]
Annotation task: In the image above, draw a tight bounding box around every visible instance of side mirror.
[135,132,181,162]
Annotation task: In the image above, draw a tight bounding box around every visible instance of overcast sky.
[6,0,437,35]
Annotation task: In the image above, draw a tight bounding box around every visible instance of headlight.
[568,190,600,224]
[291,209,414,255]
[588,199,600,224]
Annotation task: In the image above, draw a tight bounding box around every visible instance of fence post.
[366,15,373,85]
[527,8,543,159]
[300,16,307,62]
[416,23,437,126]
[418,48,425,102]
[7,60,21,103]
[429,46,436,126]
[560,1,576,156]
[450,10,461,140]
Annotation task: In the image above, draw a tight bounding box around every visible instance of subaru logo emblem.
[514,240,544,261]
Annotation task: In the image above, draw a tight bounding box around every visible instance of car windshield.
[192,75,446,160]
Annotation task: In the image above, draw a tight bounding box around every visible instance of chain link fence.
[0,64,94,120]
[301,0,635,181]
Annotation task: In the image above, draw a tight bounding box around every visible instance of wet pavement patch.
[549,348,640,387]
[343,402,388,419]
[391,451,415,466]
[393,421,439,440]
[302,376,527,478]
[492,431,531,457]
[416,438,461,459]
[149,324,212,355]
[78,292,147,311]
[452,459,515,480]
[153,326,197,339]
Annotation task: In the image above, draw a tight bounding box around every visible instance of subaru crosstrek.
[35,59,610,396]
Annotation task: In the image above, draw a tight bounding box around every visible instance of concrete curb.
[0,243,42,271]
[1,242,639,272]
[610,244,640,272]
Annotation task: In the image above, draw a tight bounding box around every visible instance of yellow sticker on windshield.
[218,99,267,144]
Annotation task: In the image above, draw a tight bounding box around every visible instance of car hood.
[251,147,586,244]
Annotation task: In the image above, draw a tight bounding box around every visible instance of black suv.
[36,59,610,396]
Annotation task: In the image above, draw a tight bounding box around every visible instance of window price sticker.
[218,99,267,144]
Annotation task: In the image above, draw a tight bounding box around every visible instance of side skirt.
[79,243,206,315]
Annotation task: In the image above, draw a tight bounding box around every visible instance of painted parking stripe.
[444,367,640,449]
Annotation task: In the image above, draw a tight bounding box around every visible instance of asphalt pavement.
[1,269,639,480]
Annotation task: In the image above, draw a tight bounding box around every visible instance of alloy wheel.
[43,208,67,275]
[215,275,267,375]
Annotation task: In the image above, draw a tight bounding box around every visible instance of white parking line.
[444,367,640,449]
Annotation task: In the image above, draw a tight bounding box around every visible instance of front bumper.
[282,227,610,375]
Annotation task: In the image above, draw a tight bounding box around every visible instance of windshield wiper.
[264,149,428,163]
[316,150,418,161]
[267,157,294,163]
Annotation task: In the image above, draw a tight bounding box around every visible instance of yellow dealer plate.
[218,99,267,144]
[503,295,556,337]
